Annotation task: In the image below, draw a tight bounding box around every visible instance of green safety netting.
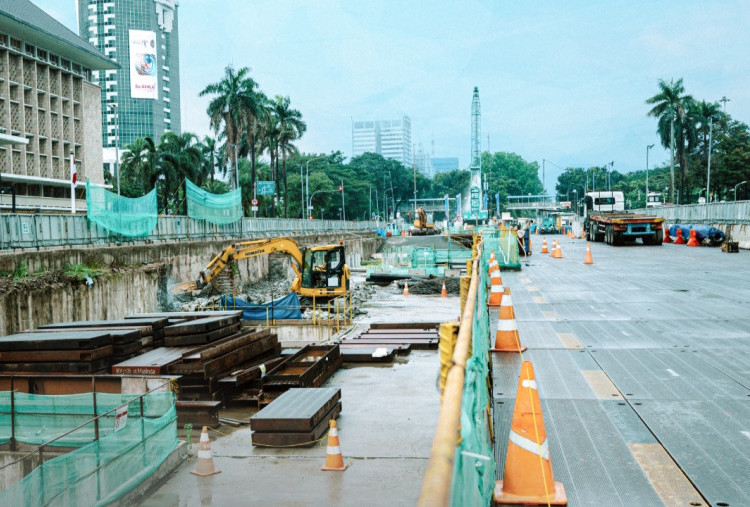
[450,243,496,506]
[0,391,177,506]
[85,180,158,237]
[186,179,242,225]
[483,228,521,270]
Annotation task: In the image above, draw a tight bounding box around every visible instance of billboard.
[129,30,158,99]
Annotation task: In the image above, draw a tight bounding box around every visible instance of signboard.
[257,181,275,196]
[495,193,500,215]
[129,30,158,99]
[470,187,480,212]
[251,198,259,206]
[114,405,128,432]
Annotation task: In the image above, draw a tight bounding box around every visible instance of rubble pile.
[396,276,461,295]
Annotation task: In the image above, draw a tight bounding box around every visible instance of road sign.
[470,187,480,212]
[251,198,259,206]
[114,405,128,432]
[257,181,275,196]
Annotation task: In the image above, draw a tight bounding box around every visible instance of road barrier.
[419,239,496,506]
[0,214,381,250]
[631,200,750,224]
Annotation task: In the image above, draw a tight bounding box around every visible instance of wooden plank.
[0,331,113,351]
[111,346,193,375]
[0,346,113,362]
[251,387,341,432]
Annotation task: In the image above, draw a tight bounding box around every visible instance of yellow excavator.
[197,237,350,298]
[412,207,438,235]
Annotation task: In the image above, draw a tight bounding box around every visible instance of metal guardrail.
[631,200,750,224]
[0,214,382,250]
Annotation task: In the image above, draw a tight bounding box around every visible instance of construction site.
[0,221,748,506]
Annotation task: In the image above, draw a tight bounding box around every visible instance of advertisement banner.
[129,30,158,99]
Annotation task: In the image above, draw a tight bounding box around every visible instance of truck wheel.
[654,228,663,245]
[643,235,654,245]
[586,225,592,241]
[614,231,624,246]
[605,225,612,245]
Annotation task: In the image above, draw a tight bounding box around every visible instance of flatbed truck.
[582,191,664,246]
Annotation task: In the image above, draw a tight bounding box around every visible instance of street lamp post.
[646,144,654,196]
[340,178,346,221]
[305,155,327,219]
[734,181,747,201]
[707,116,716,204]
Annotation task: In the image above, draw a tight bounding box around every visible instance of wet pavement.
[492,235,750,506]
[143,279,460,506]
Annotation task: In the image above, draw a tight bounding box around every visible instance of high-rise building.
[351,116,411,167]
[78,0,181,173]
[0,0,114,211]
[432,157,459,174]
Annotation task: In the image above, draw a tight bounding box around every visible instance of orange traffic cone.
[403,282,409,296]
[674,227,685,245]
[191,426,221,477]
[441,281,448,298]
[686,229,700,247]
[552,241,562,259]
[488,270,504,306]
[495,361,567,505]
[321,419,347,471]
[540,238,549,254]
[491,288,526,352]
[584,242,594,265]
[663,225,672,243]
[488,251,499,276]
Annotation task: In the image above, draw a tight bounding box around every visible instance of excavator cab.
[301,245,348,292]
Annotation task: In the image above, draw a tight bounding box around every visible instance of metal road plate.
[589,349,750,400]
[493,399,662,506]
[631,399,750,505]
[699,348,750,388]
[541,289,664,305]
[491,350,598,400]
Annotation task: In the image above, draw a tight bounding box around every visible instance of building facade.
[0,0,115,210]
[351,116,411,167]
[78,0,181,171]
[432,157,459,175]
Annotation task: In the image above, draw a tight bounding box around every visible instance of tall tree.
[646,78,695,203]
[690,100,724,200]
[200,66,259,189]
[273,95,307,218]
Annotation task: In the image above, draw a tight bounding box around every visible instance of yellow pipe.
[418,255,480,506]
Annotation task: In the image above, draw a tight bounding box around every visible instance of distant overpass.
[505,194,572,212]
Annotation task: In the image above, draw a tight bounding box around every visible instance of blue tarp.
[220,292,302,321]
[668,224,725,243]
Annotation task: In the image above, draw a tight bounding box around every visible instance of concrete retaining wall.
[0,233,382,336]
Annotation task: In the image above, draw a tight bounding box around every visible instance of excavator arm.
[198,237,304,288]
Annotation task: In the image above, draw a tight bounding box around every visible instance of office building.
[0,0,115,210]
[351,115,411,167]
[432,157,459,174]
[78,0,181,173]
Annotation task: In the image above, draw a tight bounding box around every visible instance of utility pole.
[340,178,346,221]
[542,159,546,201]
[707,116,714,204]
[646,144,654,197]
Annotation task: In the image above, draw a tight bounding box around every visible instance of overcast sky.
[36,0,750,193]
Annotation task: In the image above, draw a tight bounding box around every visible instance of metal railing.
[631,200,750,224]
[0,214,382,250]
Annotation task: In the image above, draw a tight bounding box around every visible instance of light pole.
[707,116,716,204]
[305,155,326,219]
[340,178,346,221]
[107,103,120,197]
[307,189,337,219]
[646,144,654,196]
[735,181,747,201]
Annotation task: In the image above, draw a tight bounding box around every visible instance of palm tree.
[646,78,695,203]
[201,135,221,184]
[158,132,203,213]
[200,66,259,189]
[120,136,159,198]
[272,95,307,218]
[691,100,723,200]
[260,106,280,216]
[245,91,270,205]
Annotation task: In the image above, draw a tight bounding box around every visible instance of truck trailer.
[583,191,664,246]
